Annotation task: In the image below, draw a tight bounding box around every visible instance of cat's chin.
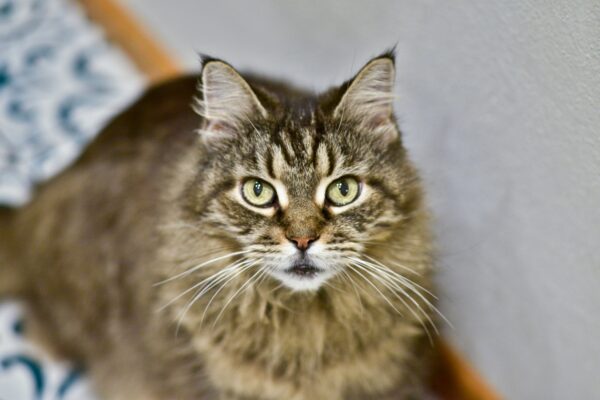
[270,267,337,292]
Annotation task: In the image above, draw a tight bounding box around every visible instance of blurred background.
[2,0,600,399]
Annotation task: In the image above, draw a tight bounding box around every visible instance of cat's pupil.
[337,180,349,197]
[253,181,263,197]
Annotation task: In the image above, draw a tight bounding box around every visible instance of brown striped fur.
[0,52,436,399]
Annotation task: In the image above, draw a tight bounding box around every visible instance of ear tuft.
[334,55,397,140]
[195,59,267,140]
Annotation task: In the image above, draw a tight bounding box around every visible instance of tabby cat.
[0,51,439,399]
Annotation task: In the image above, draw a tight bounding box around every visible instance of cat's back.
[2,75,206,361]
[79,75,201,166]
[30,74,201,213]
[7,75,201,298]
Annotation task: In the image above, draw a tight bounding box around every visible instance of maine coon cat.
[0,51,440,399]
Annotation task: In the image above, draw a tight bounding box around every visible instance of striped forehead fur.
[188,50,416,243]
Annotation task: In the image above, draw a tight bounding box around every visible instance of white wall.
[120,1,600,398]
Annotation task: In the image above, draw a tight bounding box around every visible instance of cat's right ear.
[195,59,267,142]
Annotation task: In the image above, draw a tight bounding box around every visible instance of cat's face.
[188,54,420,291]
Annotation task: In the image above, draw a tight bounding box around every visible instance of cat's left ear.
[196,59,267,141]
[334,53,397,141]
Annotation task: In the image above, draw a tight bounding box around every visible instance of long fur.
[1,54,438,399]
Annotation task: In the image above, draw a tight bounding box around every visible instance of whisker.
[346,264,405,317]
[355,256,451,328]
[363,254,423,277]
[174,261,256,334]
[349,256,451,331]
[339,269,365,316]
[199,262,257,325]
[155,249,251,286]
[321,270,348,294]
[348,261,434,343]
[352,255,437,299]
[212,262,266,327]
[157,258,253,312]
[160,246,232,280]
[256,265,274,289]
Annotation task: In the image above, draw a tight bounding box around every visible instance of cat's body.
[0,54,437,399]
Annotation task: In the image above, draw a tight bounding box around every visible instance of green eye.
[242,178,276,207]
[326,176,360,206]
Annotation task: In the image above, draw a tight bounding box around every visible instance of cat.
[0,51,439,399]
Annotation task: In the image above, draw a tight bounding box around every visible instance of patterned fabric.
[0,302,98,400]
[0,0,145,397]
[0,0,144,206]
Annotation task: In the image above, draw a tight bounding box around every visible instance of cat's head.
[186,52,423,292]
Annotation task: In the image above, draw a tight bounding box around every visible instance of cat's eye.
[241,178,276,207]
[326,176,360,207]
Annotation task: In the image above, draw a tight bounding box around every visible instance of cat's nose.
[286,235,319,251]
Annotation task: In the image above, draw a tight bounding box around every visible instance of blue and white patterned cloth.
[0,302,98,400]
[0,0,144,206]
[0,0,145,398]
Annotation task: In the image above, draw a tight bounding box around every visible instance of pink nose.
[287,235,319,251]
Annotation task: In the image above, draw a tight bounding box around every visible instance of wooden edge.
[71,2,502,399]
[77,0,183,83]
[432,339,502,400]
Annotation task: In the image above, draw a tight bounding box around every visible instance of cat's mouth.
[285,262,324,278]
[269,254,336,291]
